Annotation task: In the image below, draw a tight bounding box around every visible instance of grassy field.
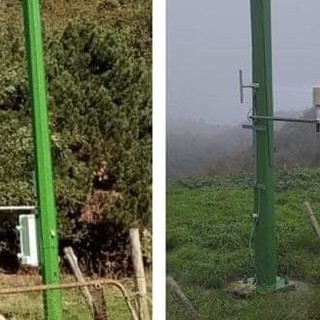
[0,274,151,320]
[167,169,320,319]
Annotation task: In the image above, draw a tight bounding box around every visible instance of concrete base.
[228,276,295,297]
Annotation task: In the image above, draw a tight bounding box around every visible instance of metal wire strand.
[249,216,259,267]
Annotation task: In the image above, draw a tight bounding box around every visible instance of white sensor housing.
[16,214,39,267]
[313,87,320,122]
[313,87,320,106]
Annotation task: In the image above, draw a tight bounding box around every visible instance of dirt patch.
[227,278,256,298]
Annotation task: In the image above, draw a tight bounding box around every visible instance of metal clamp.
[239,69,260,104]
[254,182,266,190]
[242,123,266,131]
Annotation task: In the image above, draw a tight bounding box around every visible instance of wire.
[249,186,260,267]
[249,216,258,267]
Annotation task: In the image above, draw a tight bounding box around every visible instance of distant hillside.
[273,109,304,131]
[167,108,316,177]
[275,107,320,168]
[208,108,320,174]
[167,118,251,177]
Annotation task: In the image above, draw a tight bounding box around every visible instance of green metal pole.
[250,0,277,292]
[22,1,62,318]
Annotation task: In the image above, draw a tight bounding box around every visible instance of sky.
[167,0,320,125]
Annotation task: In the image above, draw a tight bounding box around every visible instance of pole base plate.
[228,276,295,297]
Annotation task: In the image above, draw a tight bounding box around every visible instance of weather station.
[236,0,320,294]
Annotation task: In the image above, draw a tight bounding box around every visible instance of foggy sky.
[167,0,320,124]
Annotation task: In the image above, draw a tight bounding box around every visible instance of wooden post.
[64,247,107,320]
[129,228,150,320]
[304,202,320,243]
[167,276,197,319]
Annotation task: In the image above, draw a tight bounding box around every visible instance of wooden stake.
[167,276,196,319]
[304,202,320,242]
[129,228,150,320]
[64,247,107,320]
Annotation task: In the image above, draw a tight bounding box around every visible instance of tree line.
[168,108,320,178]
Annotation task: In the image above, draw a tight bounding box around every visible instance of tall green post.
[250,0,277,292]
[22,0,62,318]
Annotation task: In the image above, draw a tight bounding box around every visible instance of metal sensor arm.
[239,69,260,104]
[250,115,320,124]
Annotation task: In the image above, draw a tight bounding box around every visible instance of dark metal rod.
[250,115,319,124]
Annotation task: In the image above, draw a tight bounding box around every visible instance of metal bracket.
[239,69,260,104]
[248,115,320,135]
[250,115,320,124]
[242,123,265,131]
[232,276,295,297]
[254,182,266,190]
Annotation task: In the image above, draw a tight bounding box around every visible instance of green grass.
[167,168,320,319]
[0,290,133,320]
[0,275,151,320]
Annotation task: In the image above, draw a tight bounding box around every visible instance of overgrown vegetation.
[0,0,151,275]
[167,168,320,319]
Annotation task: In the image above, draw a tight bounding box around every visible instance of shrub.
[0,20,152,275]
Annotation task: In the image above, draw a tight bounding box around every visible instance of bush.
[0,20,152,275]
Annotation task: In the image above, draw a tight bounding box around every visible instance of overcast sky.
[167,0,320,124]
